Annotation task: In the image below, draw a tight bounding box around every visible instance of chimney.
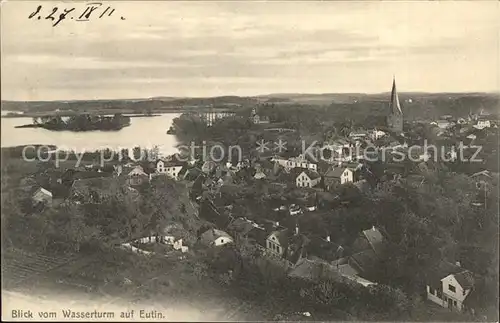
[295,223,299,235]
[326,235,331,242]
[275,221,280,227]
[456,261,461,267]
[372,225,376,231]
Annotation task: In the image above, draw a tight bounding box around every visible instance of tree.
[339,120,353,138]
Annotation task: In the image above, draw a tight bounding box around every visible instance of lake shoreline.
[2,113,163,119]
[15,123,131,131]
[1,113,181,157]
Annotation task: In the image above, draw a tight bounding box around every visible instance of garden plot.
[2,249,77,287]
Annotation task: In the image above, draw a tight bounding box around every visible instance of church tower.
[386,77,403,133]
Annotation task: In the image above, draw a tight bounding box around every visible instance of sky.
[1,1,499,101]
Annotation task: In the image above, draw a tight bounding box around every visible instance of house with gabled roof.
[348,226,386,277]
[263,223,308,267]
[126,165,149,186]
[351,225,386,255]
[426,260,475,312]
[254,170,267,180]
[200,228,234,247]
[32,187,52,208]
[266,227,289,258]
[324,166,354,191]
[156,159,184,180]
[295,169,321,188]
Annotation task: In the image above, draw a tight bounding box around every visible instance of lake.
[1,114,181,156]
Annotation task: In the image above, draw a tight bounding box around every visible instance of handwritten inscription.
[28,2,125,27]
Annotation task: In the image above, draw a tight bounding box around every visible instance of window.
[276,246,280,253]
[463,290,466,296]
[220,239,224,244]
[448,285,456,293]
[453,300,457,307]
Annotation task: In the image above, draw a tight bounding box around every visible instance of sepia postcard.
[1,0,499,321]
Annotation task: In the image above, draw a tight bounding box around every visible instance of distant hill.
[2,92,498,120]
[0,96,260,115]
[258,91,500,104]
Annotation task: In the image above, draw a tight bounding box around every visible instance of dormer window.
[448,284,456,293]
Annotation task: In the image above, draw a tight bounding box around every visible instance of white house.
[426,261,475,312]
[324,167,354,190]
[200,229,234,247]
[32,187,53,207]
[156,160,183,179]
[473,120,491,129]
[349,130,368,140]
[266,228,288,257]
[127,165,149,186]
[296,170,321,188]
[369,129,386,141]
[273,154,317,172]
[254,171,267,180]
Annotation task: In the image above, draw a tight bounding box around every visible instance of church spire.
[390,76,402,115]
